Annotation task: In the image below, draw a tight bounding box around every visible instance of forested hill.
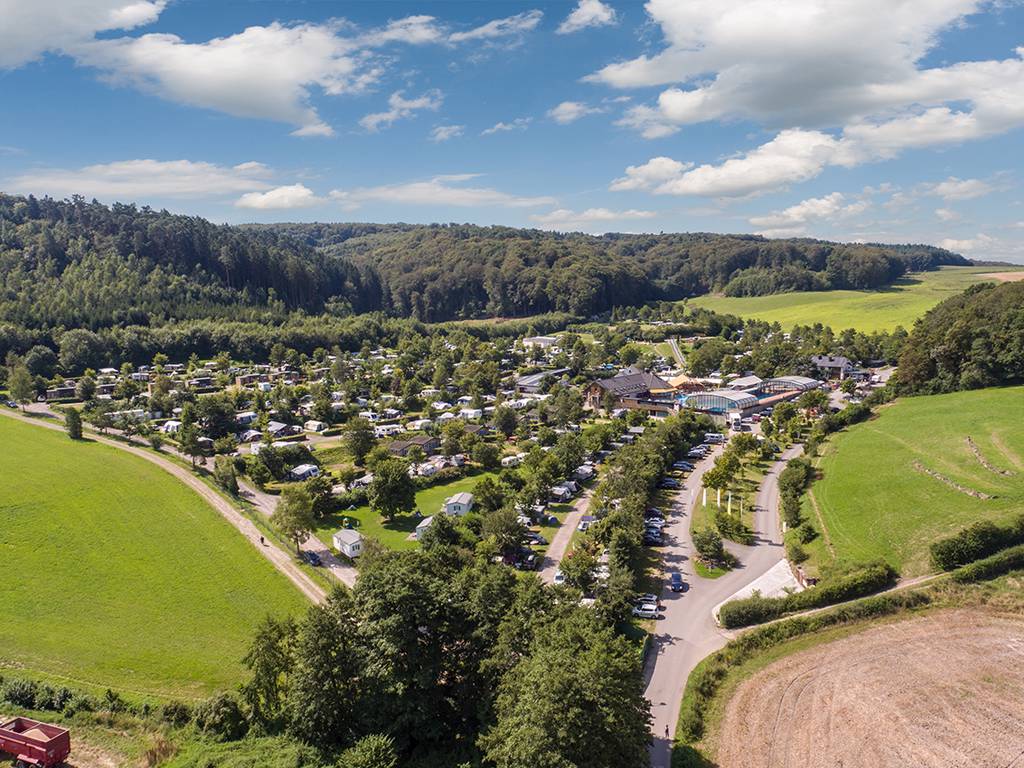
[0,194,966,329]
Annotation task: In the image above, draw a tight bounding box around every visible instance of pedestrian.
[259,535,265,546]
[665,725,669,739]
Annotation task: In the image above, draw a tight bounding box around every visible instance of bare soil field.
[979,271,1024,282]
[716,610,1024,768]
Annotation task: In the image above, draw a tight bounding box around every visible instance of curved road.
[0,408,327,604]
[644,442,803,768]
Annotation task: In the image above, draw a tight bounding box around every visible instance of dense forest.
[896,281,1024,393]
[0,194,966,333]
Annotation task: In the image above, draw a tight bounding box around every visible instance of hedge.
[930,515,1024,571]
[951,543,1024,583]
[718,561,898,628]
[678,589,930,744]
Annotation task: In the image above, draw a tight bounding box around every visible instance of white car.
[632,602,659,619]
[553,570,566,585]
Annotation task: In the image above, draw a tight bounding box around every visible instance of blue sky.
[2,0,1023,262]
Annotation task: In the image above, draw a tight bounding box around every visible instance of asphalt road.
[644,443,803,768]
[538,487,594,584]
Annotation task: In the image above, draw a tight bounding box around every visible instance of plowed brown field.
[717,610,1024,768]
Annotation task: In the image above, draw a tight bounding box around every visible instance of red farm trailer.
[0,718,71,767]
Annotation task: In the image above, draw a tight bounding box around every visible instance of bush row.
[678,590,930,743]
[930,515,1024,571]
[718,561,898,628]
[951,543,1024,583]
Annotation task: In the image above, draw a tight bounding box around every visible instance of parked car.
[553,570,566,585]
[658,478,681,490]
[670,572,685,592]
[4,401,17,409]
[643,533,663,546]
[304,551,322,567]
[635,593,660,605]
[524,531,548,545]
[631,602,659,619]
[673,461,694,470]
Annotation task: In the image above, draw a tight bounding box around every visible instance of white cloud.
[481,118,532,135]
[748,192,869,235]
[3,159,272,200]
[448,11,543,43]
[235,184,321,210]
[593,1,1024,197]
[609,156,693,191]
[557,0,618,34]
[935,207,960,222]
[531,207,656,231]
[0,0,166,68]
[330,174,554,208]
[73,21,385,138]
[357,15,445,47]
[548,101,603,124]
[360,90,443,132]
[938,233,996,252]
[647,129,841,198]
[922,176,994,201]
[429,124,465,142]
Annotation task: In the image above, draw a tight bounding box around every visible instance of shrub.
[160,700,192,727]
[797,522,817,544]
[63,693,96,716]
[194,693,247,741]
[2,679,38,708]
[718,561,897,628]
[34,685,73,711]
[930,516,1024,571]
[951,544,1024,583]
[786,540,808,564]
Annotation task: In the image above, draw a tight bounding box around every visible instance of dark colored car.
[670,572,685,592]
[304,551,322,567]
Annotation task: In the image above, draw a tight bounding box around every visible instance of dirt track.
[979,271,1024,282]
[717,610,1024,768]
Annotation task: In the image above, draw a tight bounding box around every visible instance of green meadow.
[0,416,306,700]
[688,266,1022,332]
[803,387,1024,577]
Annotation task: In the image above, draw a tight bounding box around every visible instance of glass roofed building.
[682,389,759,414]
[761,376,820,394]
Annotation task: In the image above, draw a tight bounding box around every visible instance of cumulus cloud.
[360,90,443,132]
[531,207,656,231]
[548,101,603,124]
[73,21,385,138]
[235,184,321,210]
[557,0,618,34]
[593,1,1024,195]
[429,124,464,142]
[1,5,540,136]
[3,158,272,200]
[448,10,543,43]
[609,156,693,191]
[935,208,960,222]
[481,118,532,135]
[748,192,869,236]
[330,174,555,208]
[921,176,994,201]
[0,0,166,68]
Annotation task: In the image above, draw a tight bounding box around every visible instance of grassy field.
[313,470,499,551]
[688,266,1023,332]
[803,387,1024,577]
[0,416,307,700]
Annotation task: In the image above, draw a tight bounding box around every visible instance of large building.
[584,366,672,412]
[682,389,759,414]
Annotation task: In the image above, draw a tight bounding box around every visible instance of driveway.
[644,443,803,768]
[538,488,595,584]
[238,479,357,588]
